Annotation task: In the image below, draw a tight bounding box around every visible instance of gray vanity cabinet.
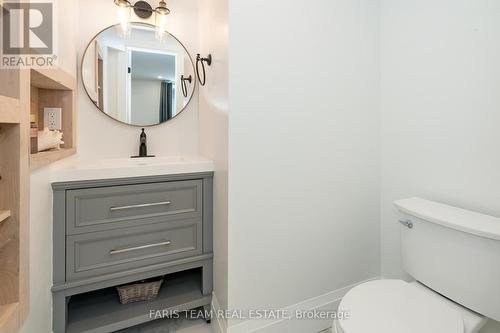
[52,172,214,333]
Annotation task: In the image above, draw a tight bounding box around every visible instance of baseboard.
[212,292,228,333]
[227,276,380,333]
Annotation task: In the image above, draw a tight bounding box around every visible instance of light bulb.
[155,0,170,41]
[155,13,168,40]
[115,0,131,37]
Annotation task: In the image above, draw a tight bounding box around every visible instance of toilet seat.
[336,280,464,333]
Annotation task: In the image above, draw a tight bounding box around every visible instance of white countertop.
[49,156,214,183]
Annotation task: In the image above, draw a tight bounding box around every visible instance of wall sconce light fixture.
[114,0,132,36]
[114,0,171,39]
[155,0,170,40]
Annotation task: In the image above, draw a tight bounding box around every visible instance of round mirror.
[81,23,196,127]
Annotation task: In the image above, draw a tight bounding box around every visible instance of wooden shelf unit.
[30,68,77,171]
[0,211,11,224]
[0,303,19,333]
[0,69,30,333]
[0,65,77,330]
[0,97,20,124]
[30,147,76,172]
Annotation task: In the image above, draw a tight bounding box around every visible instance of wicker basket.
[116,279,163,305]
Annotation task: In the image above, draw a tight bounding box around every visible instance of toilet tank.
[395,198,500,321]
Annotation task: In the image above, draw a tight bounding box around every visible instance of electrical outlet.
[44,107,62,130]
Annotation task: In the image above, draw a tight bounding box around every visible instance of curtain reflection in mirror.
[159,81,173,122]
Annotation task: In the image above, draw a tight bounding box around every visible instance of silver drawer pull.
[109,241,172,255]
[399,219,413,229]
[110,201,171,212]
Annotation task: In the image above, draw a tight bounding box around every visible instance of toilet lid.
[337,280,464,333]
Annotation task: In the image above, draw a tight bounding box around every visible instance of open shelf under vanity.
[66,269,209,333]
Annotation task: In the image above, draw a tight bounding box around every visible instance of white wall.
[198,0,229,325]
[53,0,77,75]
[380,1,500,330]
[227,0,380,330]
[380,0,500,281]
[22,169,56,333]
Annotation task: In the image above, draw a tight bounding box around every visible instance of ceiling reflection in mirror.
[81,23,195,127]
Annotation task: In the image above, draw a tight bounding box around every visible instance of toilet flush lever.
[399,219,414,229]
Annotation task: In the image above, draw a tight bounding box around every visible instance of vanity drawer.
[66,180,202,234]
[66,220,202,281]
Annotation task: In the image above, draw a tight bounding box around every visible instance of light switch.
[44,107,62,130]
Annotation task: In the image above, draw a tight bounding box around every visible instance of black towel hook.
[196,54,212,86]
[180,75,192,98]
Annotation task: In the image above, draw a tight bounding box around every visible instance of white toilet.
[334,197,500,333]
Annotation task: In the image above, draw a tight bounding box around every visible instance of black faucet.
[131,128,155,158]
[139,128,148,157]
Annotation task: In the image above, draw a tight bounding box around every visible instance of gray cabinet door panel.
[66,180,202,235]
[66,220,202,281]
